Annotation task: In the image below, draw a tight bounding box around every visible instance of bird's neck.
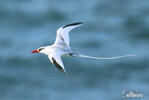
[40,46,52,55]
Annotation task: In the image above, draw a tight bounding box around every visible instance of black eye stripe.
[39,48,44,51]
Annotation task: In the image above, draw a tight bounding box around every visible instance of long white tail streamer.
[77,54,136,60]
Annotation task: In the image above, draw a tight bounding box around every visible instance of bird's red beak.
[31,50,39,54]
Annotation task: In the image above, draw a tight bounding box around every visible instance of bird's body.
[31,22,135,75]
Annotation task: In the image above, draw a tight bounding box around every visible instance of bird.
[31,22,135,75]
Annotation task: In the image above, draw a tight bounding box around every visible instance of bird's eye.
[39,48,44,51]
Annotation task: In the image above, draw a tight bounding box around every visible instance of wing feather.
[48,52,66,75]
[54,22,83,46]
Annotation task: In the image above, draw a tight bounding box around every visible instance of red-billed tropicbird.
[31,22,135,75]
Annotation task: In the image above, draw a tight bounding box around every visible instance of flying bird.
[31,22,135,75]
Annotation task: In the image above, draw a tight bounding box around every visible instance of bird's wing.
[54,22,83,46]
[48,51,66,75]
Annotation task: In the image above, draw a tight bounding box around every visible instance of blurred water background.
[0,0,149,100]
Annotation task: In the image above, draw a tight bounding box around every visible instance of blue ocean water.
[0,0,149,100]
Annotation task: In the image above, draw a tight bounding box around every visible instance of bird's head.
[31,46,48,55]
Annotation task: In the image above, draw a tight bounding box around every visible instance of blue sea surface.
[0,0,149,100]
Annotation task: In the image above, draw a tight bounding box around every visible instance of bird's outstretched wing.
[48,52,66,75]
[54,22,83,46]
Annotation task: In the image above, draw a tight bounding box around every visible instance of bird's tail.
[75,53,136,60]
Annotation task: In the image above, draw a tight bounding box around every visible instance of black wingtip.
[63,22,84,28]
[52,57,66,75]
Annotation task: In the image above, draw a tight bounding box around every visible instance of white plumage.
[31,22,135,75]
